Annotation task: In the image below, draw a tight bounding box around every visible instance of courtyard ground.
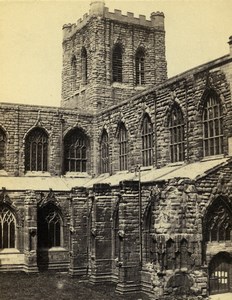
[0,272,149,300]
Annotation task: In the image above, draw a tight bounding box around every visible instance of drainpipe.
[137,164,143,268]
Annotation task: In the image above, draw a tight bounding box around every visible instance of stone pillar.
[116,180,141,293]
[24,190,38,273]
[89,183,113,283]
[69,187,88,276]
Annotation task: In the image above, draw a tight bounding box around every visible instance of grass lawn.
[0,272,150,300]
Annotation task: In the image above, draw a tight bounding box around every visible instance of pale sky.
[0,0,231,107]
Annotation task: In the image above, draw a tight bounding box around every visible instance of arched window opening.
[135,48,145,85]
[0,205,16,249]
[64,128,88,173]
[71,55,77,91]
[25,127,48,172]
[166,239,175,269]
[118,123,128,171]
[205,198,232,242]
[0,128,6,170]
[203,92,223,157]
[100,129,109,174]
[112,44,122,83]
[142,114,153,166]
[169,104,185,163]
[38,204,62,248]
[81,47,88,84]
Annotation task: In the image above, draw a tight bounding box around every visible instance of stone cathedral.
[0,1,232,299]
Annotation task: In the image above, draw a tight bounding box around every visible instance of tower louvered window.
[81,47,88,84]
[169,104,185,162]
[203,92,223,156]
[100,129,109,174]
[0,206,16,249]
[0,128,6,170]
[25,127,48,172]
[64,129,88,173]
[112,44,122,83]
[118,123,128,171]
[136,48,145,85]
[142,114,153,166]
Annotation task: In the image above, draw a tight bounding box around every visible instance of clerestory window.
[169,104,185,163]
[64,128,88,173]
[100,129,109,174]
[203,92,223,157]
[141,114,153,166]
[118,123,128,171]
[25,127,48,172]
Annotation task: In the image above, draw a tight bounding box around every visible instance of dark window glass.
[38,204,61,248]
[25,128,48,172]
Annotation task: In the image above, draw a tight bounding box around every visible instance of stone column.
[89,183,113,283]
[24,190,38,273]
[116,180,141,293]
[69,187,88,276]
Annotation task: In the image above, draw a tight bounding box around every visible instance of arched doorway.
[209,253,231,295]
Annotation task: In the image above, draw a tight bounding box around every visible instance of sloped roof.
[0,157,230,191]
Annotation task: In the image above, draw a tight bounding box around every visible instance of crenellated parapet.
[62,1,165,41]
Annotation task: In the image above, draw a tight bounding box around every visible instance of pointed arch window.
[38,204,62,248]
[169,104,185,163]
[81,47,88,84]
[112,44,122,83]
[71,55,77,91]
[203,92,223,157]
[0,205,16,249]
[205,197,232,242]
[135,48,145,85]
[118,123,128,171]
[0,128,6,170]
[142,114,153,166]
[64,128,88,173]
[25,127,48,172]
[100,129,109,174]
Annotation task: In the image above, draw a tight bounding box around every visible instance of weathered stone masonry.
[0,1,232,299]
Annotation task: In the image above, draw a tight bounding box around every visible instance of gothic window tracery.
[38,203,62,248]
[64,128,88,173]
[100,129,109,174]
[168,103,185,162]
[0,128,6,170]
[112,44,122,83]
[141,114,153,166]
[118,123,128,171]
[25,127,48,172]
[135,48,145,85]
[205,198,232,242]
[0,205,16,249]
[202,92,223,156]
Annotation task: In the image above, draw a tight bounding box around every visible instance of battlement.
[62,1,165,41]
